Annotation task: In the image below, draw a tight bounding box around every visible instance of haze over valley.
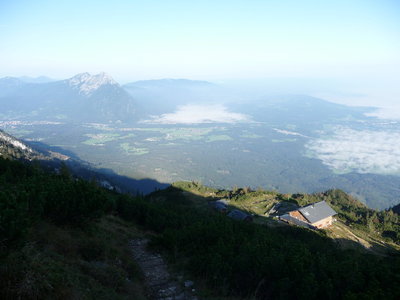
[1,72,399,209]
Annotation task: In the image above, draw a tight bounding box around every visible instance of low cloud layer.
[306,127,400,175]
[365,106,400,120]
[273,128,310,138]
[142,104,250,124]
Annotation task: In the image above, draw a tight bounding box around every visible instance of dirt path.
[129,238,198,300]
[340,225,372,248]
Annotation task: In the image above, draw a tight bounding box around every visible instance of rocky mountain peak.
[67,72,119,96]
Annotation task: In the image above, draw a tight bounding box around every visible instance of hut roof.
[298,201,336,224]
[227,209,250,221]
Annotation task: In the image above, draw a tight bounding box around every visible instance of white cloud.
[306,127,400,175]
[142,104,250,124]
[365,106,400,120]
[273,128,310,138]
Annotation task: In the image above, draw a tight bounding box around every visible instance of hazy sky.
[0,0,399,84]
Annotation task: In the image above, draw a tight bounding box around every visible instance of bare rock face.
[67,72,119,96]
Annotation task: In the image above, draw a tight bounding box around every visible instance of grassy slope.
[1,215,146,300]
[171,181,400,255]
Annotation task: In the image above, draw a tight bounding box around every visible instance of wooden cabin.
[279,201,336,229]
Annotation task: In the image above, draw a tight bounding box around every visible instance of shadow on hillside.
[28,140,83,160]
[333,237,399,256]
[147,185,400,257]
[28,140,170,195]
[148,185,275,222]
[91,166,170,195]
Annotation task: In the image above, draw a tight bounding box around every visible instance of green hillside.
[170,181,400,254]
[0,157,147,299]
[1,158,400,299]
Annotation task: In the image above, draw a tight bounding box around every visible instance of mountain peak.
[67,72,119,96]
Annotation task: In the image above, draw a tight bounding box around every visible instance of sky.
[0,0,399,106]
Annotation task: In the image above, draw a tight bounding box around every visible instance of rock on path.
[129,238,198,300]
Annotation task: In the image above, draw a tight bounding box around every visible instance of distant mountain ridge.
[0,72,136,123]
[18,75,54,83]
[123,78,214,89]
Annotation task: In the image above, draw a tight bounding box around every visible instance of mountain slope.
[0,77,27,97]
[0,129,67,161]
[167,181,400,254]
[140,183,400,298]
[232,94,374,126]
[0,128,169,196]
[0,156,147,299]
[0,73,136,123]
[1,155,400,299]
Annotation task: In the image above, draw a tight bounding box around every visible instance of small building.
[216,199,229,205]
[227,209,253,222]
[209,201,228,213]
[279,201,336,229]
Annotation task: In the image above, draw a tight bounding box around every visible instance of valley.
[1,73,400,210]
[2,115,400,210]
